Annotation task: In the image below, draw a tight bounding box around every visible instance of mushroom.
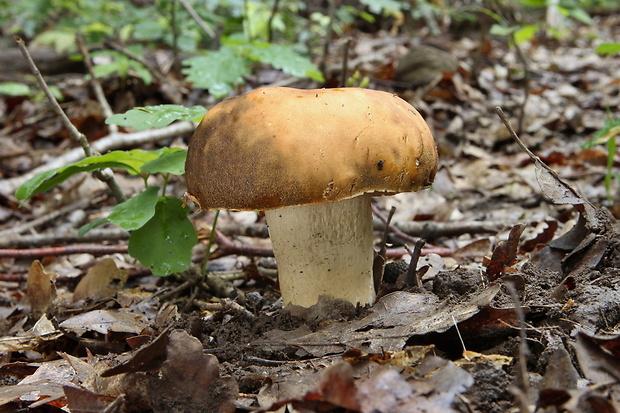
[185,87,437,307]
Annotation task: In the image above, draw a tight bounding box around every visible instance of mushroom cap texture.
[185,87,438,211]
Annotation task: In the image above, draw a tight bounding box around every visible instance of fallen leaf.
[73,258,129,303]
[59,309,148,335]
[27,260,56,316]
[486,223,526,281]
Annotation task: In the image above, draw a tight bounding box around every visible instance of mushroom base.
[265,195,375,307]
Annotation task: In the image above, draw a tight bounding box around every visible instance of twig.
[267,0,281,43]
[75,34,118,134]
[505,281,531,413]
[0,245,127,259]
[405,239,426,288]
[0,228,129,249]
[373,206,396,290]
[103,40,167,85]
[0,197,92,238]
[201,209,220,277]
[372,204,420,244]
[14,36,127,204]
[103,40,185,103]
[214,219,506,241]
[319,0,337,76]
[339,37,352,87]
[177,0,215,38]
[0,121,196,195]
[512,41,530,135]
[210,230,274,259]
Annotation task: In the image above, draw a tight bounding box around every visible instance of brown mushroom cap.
[185,87,437,211]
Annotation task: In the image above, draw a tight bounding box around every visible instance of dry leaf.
[26,260,56,316]
[73,258,129,303]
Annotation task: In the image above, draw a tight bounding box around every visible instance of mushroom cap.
[185,87,438,211]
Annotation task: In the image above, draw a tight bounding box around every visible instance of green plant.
[0,81,63,102]
[182,36,323,98]
[583,114,620,203]
[15,106,207,276]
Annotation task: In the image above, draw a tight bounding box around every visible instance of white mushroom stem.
[265,194,375,307]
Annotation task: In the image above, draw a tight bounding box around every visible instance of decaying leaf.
[263,360,473,413]
[27,260,56,316]
[73,258,129,303]
[485,223,526,281]
[120,330,239,413]
[59,309,148,335]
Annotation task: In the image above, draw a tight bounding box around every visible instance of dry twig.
[13,36,126,204]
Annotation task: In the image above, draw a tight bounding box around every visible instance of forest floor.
[0,11,620,413]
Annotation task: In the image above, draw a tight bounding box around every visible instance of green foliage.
[128,197,197,276]
[0,82,63,102]
[182,48,251,98]
[78,186,160,236]
[106,105,207,131]
[183,38,323,98]
[16,145,196,275]
[596,42,620,57]
[583,115,620,202]
[16,147,186,200]
[0,82,33,96]
[91,50,152,85]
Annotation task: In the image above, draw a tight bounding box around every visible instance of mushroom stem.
[265,194,375,307]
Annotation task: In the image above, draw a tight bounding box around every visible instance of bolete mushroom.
[185,87,437,307]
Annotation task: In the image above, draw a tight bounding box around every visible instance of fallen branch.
[0,197,93,239]
[0,244,127,259]
[0,228,129,249]
[215,219,508,241]
[177,0,215,38]
[76,34,118,134]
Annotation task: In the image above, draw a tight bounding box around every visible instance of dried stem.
[340,37,352,87]
[373,206,396,290]
[405,239,426,288]
[177,0,215,38]
[319,0,337,76]
[76,34,117,134]
[0,245,127,259]
[13,36,126,204]
[267,0,281,43]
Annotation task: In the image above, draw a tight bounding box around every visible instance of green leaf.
[246,43,324,82]
[568,8,592,25]
[128,197,197,276]
[16,148,182,200]
[0,82,32,96]
[182,48,251,98]
[583,117,620,148]
[142,150,187,175]
[514,24,539,45]
[108,186,160,230]
[77,217,110,237]
[359,0,405,14]
[489,24,516,37]
[596,43,620,57]
[106,105,207,130]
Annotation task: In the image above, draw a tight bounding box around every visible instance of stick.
[267,0,281,43]
[177,0,215,38]
[0,245,127,259]
[76,34,118,134]
[13,36,126,204]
